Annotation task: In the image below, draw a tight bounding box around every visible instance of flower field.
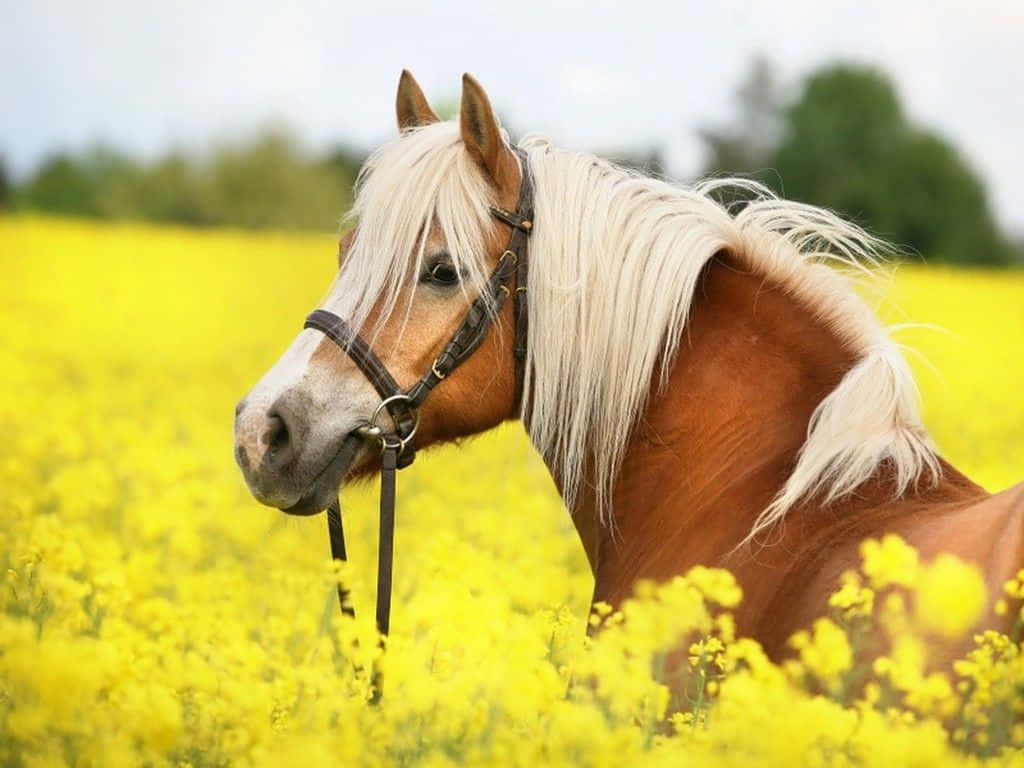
[1,215,1023,767]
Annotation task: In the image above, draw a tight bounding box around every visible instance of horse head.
[234,71,527,515]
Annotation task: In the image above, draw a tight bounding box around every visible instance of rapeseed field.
[1,215,1022,766]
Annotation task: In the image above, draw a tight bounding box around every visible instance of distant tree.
[773,65,1016,265]
[0,155,10,208]
[13,145,134,217]
[196,129,350,230]
[8,129,357,231]
[321,145,364,198]
[97,151,207,224]
[702,60,1019,265]
[700,55,785,180]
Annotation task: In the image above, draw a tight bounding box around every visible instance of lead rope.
[325,441,399,704]
[325,441,400,635]
[326,499,355,617]
[375,445,398,636]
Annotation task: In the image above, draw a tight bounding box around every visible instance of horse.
[233,70,1024,666]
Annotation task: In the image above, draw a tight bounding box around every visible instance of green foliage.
[95,152,206,225]
[703,62,1020,266]
[189,131,353,230]
[12,145,134,217]
[0,155,10,208]
[9,130,362,232]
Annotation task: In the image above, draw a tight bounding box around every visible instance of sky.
[3,0,1023,232]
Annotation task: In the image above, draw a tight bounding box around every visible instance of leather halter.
[303,146,534,635]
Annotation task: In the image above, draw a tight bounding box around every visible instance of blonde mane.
[342,122,939,541]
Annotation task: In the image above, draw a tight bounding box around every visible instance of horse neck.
[569,255,866,602]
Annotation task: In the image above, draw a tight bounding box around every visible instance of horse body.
[234,71,1023,672]
[573,254,1023,661]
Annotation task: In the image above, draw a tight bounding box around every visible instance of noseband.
[303,147,534,635]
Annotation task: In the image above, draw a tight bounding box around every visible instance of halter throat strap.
[302,146,534,637]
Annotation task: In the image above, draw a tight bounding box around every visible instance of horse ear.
[460,73,511,183]
[396,69,439,132]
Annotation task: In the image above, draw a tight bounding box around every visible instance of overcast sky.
[4,0,1022,232]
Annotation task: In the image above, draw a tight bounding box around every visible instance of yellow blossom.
[860,534,920,589]
[916,554,988,638]
[1,217,1022,766]
[788,618,853,694]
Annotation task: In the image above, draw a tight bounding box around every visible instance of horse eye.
[425,260,460,286]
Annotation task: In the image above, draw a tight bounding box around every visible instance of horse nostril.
[261,413,295,468]
[263,414,288,449]
[235,399,247,418]
[235,443,250,470]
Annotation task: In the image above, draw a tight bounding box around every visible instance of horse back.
[747,469,1024,661]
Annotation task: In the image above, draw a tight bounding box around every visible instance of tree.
[196,129,350,230]
[700,55,785,180]
[12,145,135,217]
[701,60,1020,265]
[0,155,10,208]
[772,64,1015,265]
[97,151,207,225]
[321,144,364,205]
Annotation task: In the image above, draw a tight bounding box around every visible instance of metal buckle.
[353,423,384,440]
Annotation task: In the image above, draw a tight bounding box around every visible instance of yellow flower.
[685,565,743,608]
[788,618,853,693]
[860,535,919,589]
[828,570,875,620]
[2,218,1023,765]
[915,554,987,638]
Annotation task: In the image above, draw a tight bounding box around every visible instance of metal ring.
[498,284,511,298]
[430,359,447,380]
[370,393,412,425]
[501,249,517,266]
[369,394,420,452]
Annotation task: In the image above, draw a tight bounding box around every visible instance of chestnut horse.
[234,71,1024,663]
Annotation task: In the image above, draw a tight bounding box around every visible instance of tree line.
[1,130,363,232]
[701,60,1019,266]
[1,61,1019,265]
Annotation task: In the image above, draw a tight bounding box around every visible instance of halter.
[303,146,534,635]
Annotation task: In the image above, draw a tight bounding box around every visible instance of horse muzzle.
[233,393,362,514]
